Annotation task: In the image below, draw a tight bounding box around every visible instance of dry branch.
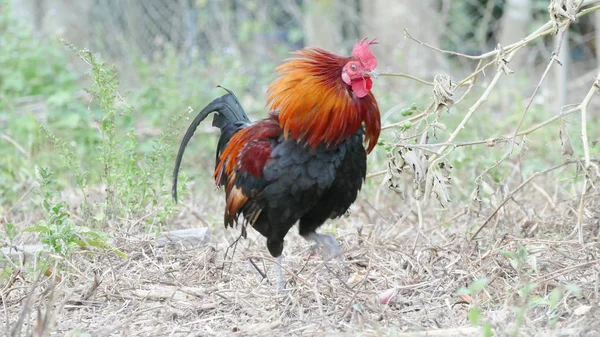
[470,158,600,240]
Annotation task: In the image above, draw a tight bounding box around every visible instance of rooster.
[172,38,380,289]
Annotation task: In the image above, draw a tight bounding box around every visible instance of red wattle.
[352,78,372,98]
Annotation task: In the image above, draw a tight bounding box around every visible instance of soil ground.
[3,179,600,337]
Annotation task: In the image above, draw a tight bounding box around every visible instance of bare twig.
[367,101,582,180]
[576,177,589,244]
[405,1,600,64]
[454,59,484,106]
[379,72,434,86]
[578,71,600,170]
[575,70,600,243]
[533,259,600,284]
[472,22,575,193]
[470,158,600,240]
[381,103,433,131]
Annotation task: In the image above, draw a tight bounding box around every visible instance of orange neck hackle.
[266,47,381,153]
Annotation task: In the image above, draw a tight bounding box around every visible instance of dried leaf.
[403,149,426,183]
[431,122,447,131]
[548,0,577,33]
[388,151,405,179]
[35,308,45,336]
[439,161,453,179]
[432,171,451,208]
[347,270,367,286]
[470,186,481,203]
[559,119,574,157]
[495,44,514,75]
[432,74,455,112]
[458,294,473,304]
[424,163,452,209]
[387,176,404,196]
[386,150,405,195]
[385,147,452,206]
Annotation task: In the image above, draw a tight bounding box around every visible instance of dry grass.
[3,177,600,337]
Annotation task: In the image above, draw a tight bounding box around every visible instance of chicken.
[172,38,381,290]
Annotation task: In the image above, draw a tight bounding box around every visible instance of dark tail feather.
[172,86,250,203]
[210,86,249,128]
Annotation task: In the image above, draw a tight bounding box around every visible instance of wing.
[214,114,282,228]
[223,137,275,228]
[215,114,347,241]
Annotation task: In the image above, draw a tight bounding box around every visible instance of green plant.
[39,123,90,214]
[3,221,18,247]
[1,208,19,281]
[457,277,493,337]
[498,245,539,335]
[32,43,190,232]
[495,245,585,335]
[23,167,123,258]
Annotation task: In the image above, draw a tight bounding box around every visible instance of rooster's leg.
[274,255,285,291]
[303,232,342,260]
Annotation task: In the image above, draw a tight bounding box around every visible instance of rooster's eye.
[350,64,358,71]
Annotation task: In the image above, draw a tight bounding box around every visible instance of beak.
[365,70,378,79]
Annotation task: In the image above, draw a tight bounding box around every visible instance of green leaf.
[112,249,128,259]
[23,221,51,233]
[497,249,515,260]
[517,245,528,261]
[467,307,482,325]
[527,295,545,308]
[456,287,470,295]
[482,322,493,337]
[469,277,488,293]
[517,282,537,298]
[549,288,562,310]
[75,238,108,249]
[565,283,582,298]
[526,255,537,272]
[3,222,18,241]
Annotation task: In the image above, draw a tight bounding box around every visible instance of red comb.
[352,37,378,70]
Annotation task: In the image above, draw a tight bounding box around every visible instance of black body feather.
[242,129,367,257]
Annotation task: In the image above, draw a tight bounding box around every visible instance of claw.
[303,232,343,260]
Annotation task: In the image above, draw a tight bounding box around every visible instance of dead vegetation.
[3,182,600,337]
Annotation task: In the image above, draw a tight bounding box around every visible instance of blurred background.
[6,0,600,93]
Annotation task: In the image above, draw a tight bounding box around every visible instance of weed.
[23,167,123,258]
[3,221,18,247]
[33,42,191,233]
[457,277,493,337]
